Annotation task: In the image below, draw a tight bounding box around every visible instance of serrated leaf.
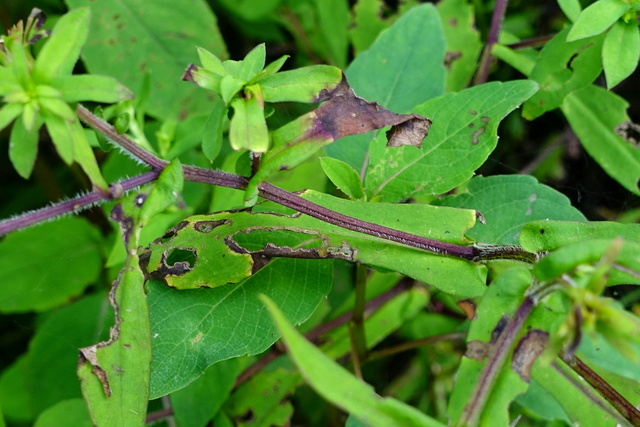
[320,157,365,200]
[261,295,444,427]
[365,80,538,202]
[437,0,483,92]
[141,190,485,297]
[202,99,227,161]
[52,75,134,103]
[522,27,603,120]
[147,258,333,397]
[566,0,630,41]
[435,175,585,245]
[9,116,39,179]
[259,65,343,103]
[561,85,640,195]
[33,7,89,81]
[0,217,102,313]
[519,220,640,252]
[66,0,227,120]
[602,18,640,88]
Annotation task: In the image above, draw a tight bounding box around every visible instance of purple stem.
[474,0,510,85]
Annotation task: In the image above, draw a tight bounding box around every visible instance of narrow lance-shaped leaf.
[9,115,40,179]
[69,120,108,191]
[522,27,603,120]
[202,99,227,162]
[78,199,152,427]
[561,85,640,195]
[566,0,631,41]
[261,295,445,427]
[602,18,640,88]
[52,75,134,103]
[33,7,90,81]
[258,65,343,103]
[244,77,432,205]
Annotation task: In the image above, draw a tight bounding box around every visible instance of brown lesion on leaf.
[471,116,490,145]
[615,121,640,148]
[193,219,230,233]
[464,314,509,361]
[141,247,198,282]
[444,51,462,69]
[310,74,432,148]
[511,329,549,382]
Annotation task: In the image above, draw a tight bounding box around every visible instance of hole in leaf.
[165,248,196,269]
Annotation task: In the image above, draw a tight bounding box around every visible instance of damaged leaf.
[511,330,549,382]
[243,77,432,205]
[365,80,538,202]
[141,190,485,297]
[78,200,152,426]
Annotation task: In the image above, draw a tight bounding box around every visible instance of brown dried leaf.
[511,329,549,382]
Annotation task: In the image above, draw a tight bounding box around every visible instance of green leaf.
[78,253,151,426]
[349,0,389,54]
[0,217,102,313]
[561,85,640,195]
[522,27,604,120]
[229,96,269,152]
[0,102,22,133]
[314,0,350,67]
[448,267,532,426]
[365,80,538,201]
[147,258,333,397]
[220,74,246,104]
[202,99,227,162]
[139,159,184,225]
[437,0,483,92]
[320,157,365,200]
[567,0,630,41]
[33,7,89,81]
[435,175,585,245]
[239,43,266,80]
[261,295,444,427]
[602,18,640,88]
[52,75,133,103]
[196,46,226,75]
[34,399,92,427]
[141,190,486,297]
[9,116,39,179]
[170,359,243,427]
[70,122,109,190]
[0,66,21,96]
[65,0,227,120]
[346,3,446,114]
[532,238,640,285]
[519,219,640,252]
[42,111,74,164]
[252,54,289,81]
[223,368,298,426]
[328,4,446,169]
[259,65,343,103]
[217,0,284,21]
[558,0,581,22]
[23,293,113,414]
[0,357,34,422]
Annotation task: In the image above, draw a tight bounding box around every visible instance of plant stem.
[3,105,538,264]
[368,332,467,361]
[567,355,640,427]
[351,263,369,363]
[460,295,535,426]
[474,0,510,85]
